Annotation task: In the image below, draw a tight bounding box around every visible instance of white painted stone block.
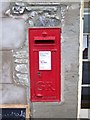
[80,109,89,118]
[0,18,25,50]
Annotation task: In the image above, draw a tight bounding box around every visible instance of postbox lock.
[37,71,41,77]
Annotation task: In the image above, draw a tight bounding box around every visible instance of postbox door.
[31,50,60,102]
[29,28,61,102]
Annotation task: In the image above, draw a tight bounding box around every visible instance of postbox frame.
[28,28,61,102]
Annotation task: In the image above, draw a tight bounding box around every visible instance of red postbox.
[28,28,61,102]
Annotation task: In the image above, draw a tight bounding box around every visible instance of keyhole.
[37,72,40,77]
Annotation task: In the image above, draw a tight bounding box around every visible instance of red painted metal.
[28,28,61,102]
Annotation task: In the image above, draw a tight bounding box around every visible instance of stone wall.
[0,0,80,118]
[0,1,28,105]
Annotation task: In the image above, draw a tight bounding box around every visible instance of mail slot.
[35,40,55,44]
[28,28,61,102]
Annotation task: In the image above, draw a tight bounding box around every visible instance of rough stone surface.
[22,0,80,3]
[0,50,28,104]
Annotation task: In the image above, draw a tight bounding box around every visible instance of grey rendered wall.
[31,4,80,118]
